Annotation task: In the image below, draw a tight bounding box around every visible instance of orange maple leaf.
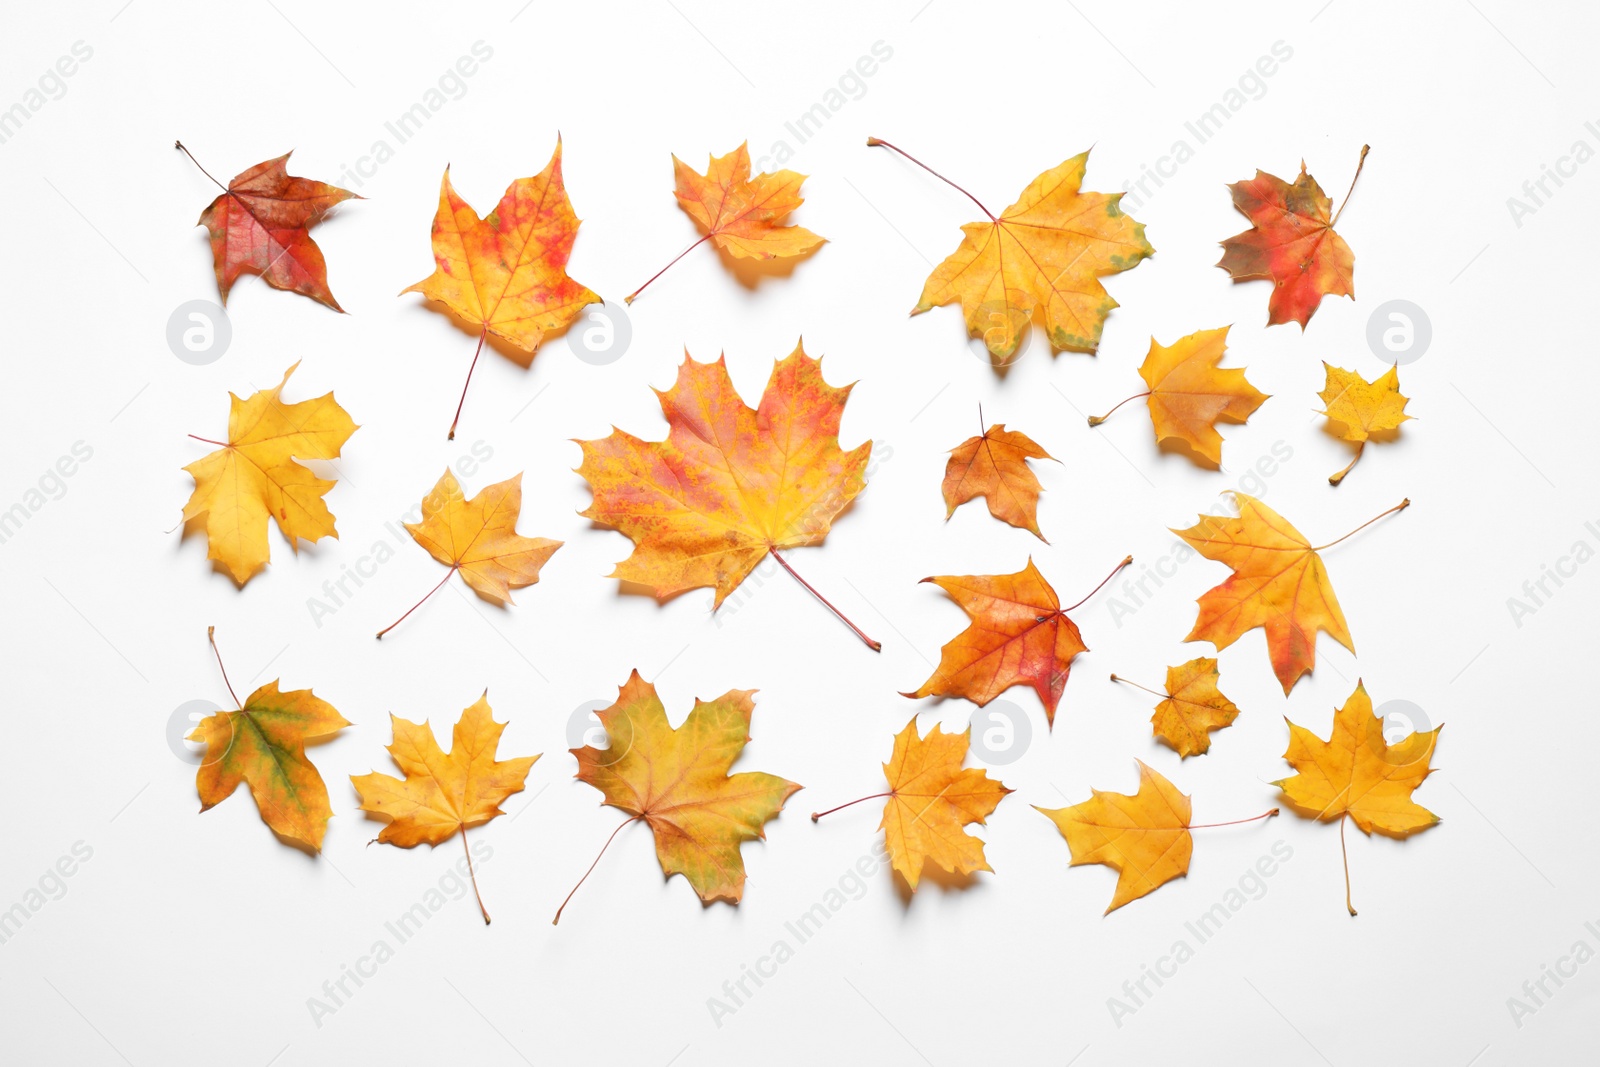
[351,693,538,923]
[904,556,1130,726]
[1089,326,1268,466]
[377,470,562,638]
[1218,146,1368,328]
[1037,760,1277,913]
[556,670,800,921]
[1274,681,1441,914]
[1173,493,1408,694]
[190,628,350,852]
[627,142,824,302]
[181,362,357,586]
[811,718,1012,891]
[869,137,1152,365]
[179,142,360,311]
[577,342,879,648]
[942,421,1055,539]
[402,140,601,438]
[1111,658,1240,757]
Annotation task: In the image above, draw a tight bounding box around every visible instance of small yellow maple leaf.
[1091,326,1267,466]
[1274,681,1441,914]
[378,470,562,638]
[812,718,1012,891]
[351,694,538,923]
[181,362,357,585]
[1113,657,1240,757]
[1319,362,1412,485]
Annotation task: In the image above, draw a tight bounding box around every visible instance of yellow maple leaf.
[1036,761,1193,913]
[181,362,357,586]
[377,470,562,638]
[556,671,800,921]
[811,718,1012,891]
[1112,657,1240,757]
[401,140,601,437]
[869,137,1152,364]
[627,141,824,301]
[1274,681,1441,914]
[1090,326,1268,466]
[1319,363,1412,485]
[190,628,350,852]
[1173,493,1408,694]
[351,694,538,922]
[941,422,1054,539]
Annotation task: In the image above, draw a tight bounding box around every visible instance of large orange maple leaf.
[577,342,878,647]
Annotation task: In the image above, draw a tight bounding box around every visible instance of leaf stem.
[1340,814,1358,916]
[553,815,642,925]
[1330,144,1371,228]
[462,828,490,925]
[1088,392,1151,427]
[188,434,229,447]
[867,137,995,222]
[625,234,710,304]
[376,566,458,639]
[768,547,881,651]
[1189,808,1279,830]
[207,625,241,708]
[1063,555,1133,612]
[1328,441,1364,486]
[1108,673,1167,700]
[174,140,228,192]
[448,327,487,441]
[810,792,893,822]
[1312,498,1408,551]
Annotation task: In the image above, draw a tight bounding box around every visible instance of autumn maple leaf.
[351,694,538,923]
[1319,363,1412,485]
[190,628,350,852]
[402,141,601,438]
[1089,326,1268,466]
[1274,681,1441,914]
[1037,760,1276,913]
[1218,146,1369,328]
[181,362,357,585]
[577,342,879,649]
[811,718,1011,890]
[904,556,1130,726]
[942,419,1055,539]
[869,137,1152,365]
[555,670,800,922]
[627,142,824,302]
[377,470,562,638]
[1173,493,1408,694]
[1111,658,1240,758]
[178,142,360,311]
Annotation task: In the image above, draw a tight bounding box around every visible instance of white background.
[3,1,1597,1064]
